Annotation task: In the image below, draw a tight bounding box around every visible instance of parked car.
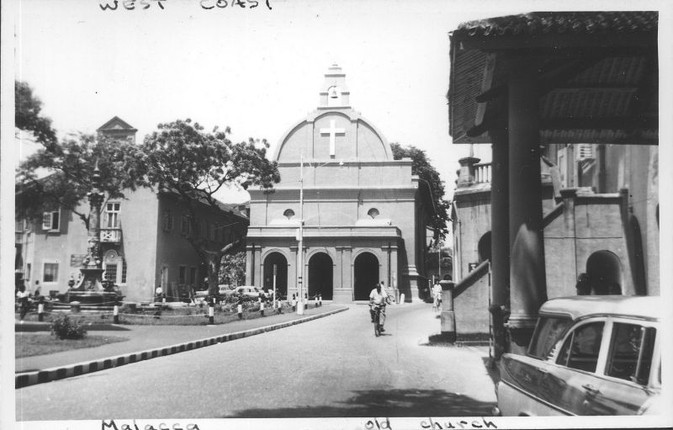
[496,296,661,416]
[221,286,261,299]
[218,284,230,295]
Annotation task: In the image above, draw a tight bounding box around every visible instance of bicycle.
[372,303,386,337]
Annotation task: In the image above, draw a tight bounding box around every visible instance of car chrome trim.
[499,379,574,416]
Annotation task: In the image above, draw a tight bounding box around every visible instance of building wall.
[154,193,248,302]
[115,187,160,302]
[20,207,88,295]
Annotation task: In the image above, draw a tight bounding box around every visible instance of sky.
[10,0,534,204]
[9,0,672,204]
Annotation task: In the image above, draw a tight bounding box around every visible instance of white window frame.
[42,260,60,284]
[42,210,61,232]
[104,202,121,228]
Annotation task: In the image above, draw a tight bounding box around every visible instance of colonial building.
[246,65,435,303]
[447,12,659,355]
[15,117,248,303]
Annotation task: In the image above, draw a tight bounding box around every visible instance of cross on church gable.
[319,119,346,157]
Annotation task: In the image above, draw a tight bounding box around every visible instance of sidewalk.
[15,304,348,388]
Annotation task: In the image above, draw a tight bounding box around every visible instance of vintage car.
[496,296,662,416]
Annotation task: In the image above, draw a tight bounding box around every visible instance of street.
[16,303,496,420]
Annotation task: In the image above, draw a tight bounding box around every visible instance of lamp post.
[297,154,305,315]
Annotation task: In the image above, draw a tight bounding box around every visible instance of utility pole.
[297,154,305,315]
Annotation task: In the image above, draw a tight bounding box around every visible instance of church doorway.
[354,252,379,300]
[308,252,333,300]
[586,251,623,295]
[263,252,288,298]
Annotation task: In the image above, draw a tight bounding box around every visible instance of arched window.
[367,208,380,219]
[283,209,295,219]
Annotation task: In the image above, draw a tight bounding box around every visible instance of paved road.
[16,303,496,420]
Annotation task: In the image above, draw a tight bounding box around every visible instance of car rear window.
[556,321,604,373]
[528,316,573,360]
[605,323,656,385]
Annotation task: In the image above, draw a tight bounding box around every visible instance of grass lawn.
[15,301,297,325]
[15,333,129,358]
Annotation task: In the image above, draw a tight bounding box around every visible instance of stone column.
[489,128,510,360]
[290,245,299,300]
[245,244,255,286]
[507,60,547,354]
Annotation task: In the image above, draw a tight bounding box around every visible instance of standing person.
[16,283,30,323]
[432,281,442,313]
[369,283,388,332]
[33,280,41,299]
[575,273,591,295]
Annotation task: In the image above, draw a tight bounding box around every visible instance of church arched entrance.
[354,252,379,300]
[586,251,622,295]
[263,252,288,298]
[308,253,333,300]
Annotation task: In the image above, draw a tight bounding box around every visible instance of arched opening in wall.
[263,252,288,298]
[308,252,333,300]
[629,216,647,295]
[354,252,379,300]
[586,251,623,295]
[478,231,492,263]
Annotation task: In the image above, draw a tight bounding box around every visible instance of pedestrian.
[16,283,30,322]
[575,273,591,295]
[33,280,41,298]
[432,281,442,312]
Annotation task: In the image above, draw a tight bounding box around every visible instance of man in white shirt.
[432,281,442,312]
[369,283,388,331]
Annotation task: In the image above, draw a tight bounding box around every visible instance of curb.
[16,306,348,389]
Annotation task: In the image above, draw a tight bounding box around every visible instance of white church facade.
[245,65,435,303]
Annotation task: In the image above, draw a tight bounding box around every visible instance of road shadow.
[224,388,496,418]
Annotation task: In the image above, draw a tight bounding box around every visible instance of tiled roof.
[453,11,657,39]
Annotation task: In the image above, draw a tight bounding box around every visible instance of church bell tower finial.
[319,64,350,109]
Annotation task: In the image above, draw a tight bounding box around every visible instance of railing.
[100,228,122,243]
[473,162,492,184]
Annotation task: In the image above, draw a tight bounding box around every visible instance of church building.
[246,65,435,303]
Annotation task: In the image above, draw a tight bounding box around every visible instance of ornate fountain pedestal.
[66,268,120,305]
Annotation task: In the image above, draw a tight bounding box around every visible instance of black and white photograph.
[2,0,672,428]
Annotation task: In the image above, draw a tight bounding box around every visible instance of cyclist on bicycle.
[369,282,388,332]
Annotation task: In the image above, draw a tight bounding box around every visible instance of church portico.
[247,64,434,305]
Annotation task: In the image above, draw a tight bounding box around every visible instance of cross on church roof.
[320,119,345,157]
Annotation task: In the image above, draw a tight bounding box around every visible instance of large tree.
[15,81,58,150]
[137,119,280,294]
[390,143,451,240]
[16,133,144,229]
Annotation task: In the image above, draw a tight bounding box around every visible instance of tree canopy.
[16,133,144,229]
[137,119,280,293]
[390,142,451,241]
[15,81,58,150]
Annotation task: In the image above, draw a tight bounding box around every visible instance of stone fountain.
[66,163,122,306]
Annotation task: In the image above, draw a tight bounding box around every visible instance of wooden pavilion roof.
[448,11,658,145]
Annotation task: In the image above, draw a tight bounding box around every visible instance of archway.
[478,231,492,262]
[354,252,379,300]
[263,252,288,298]
[586,251,623,295]
[308,252,333,300]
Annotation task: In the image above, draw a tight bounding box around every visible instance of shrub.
[51,314,88,340]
